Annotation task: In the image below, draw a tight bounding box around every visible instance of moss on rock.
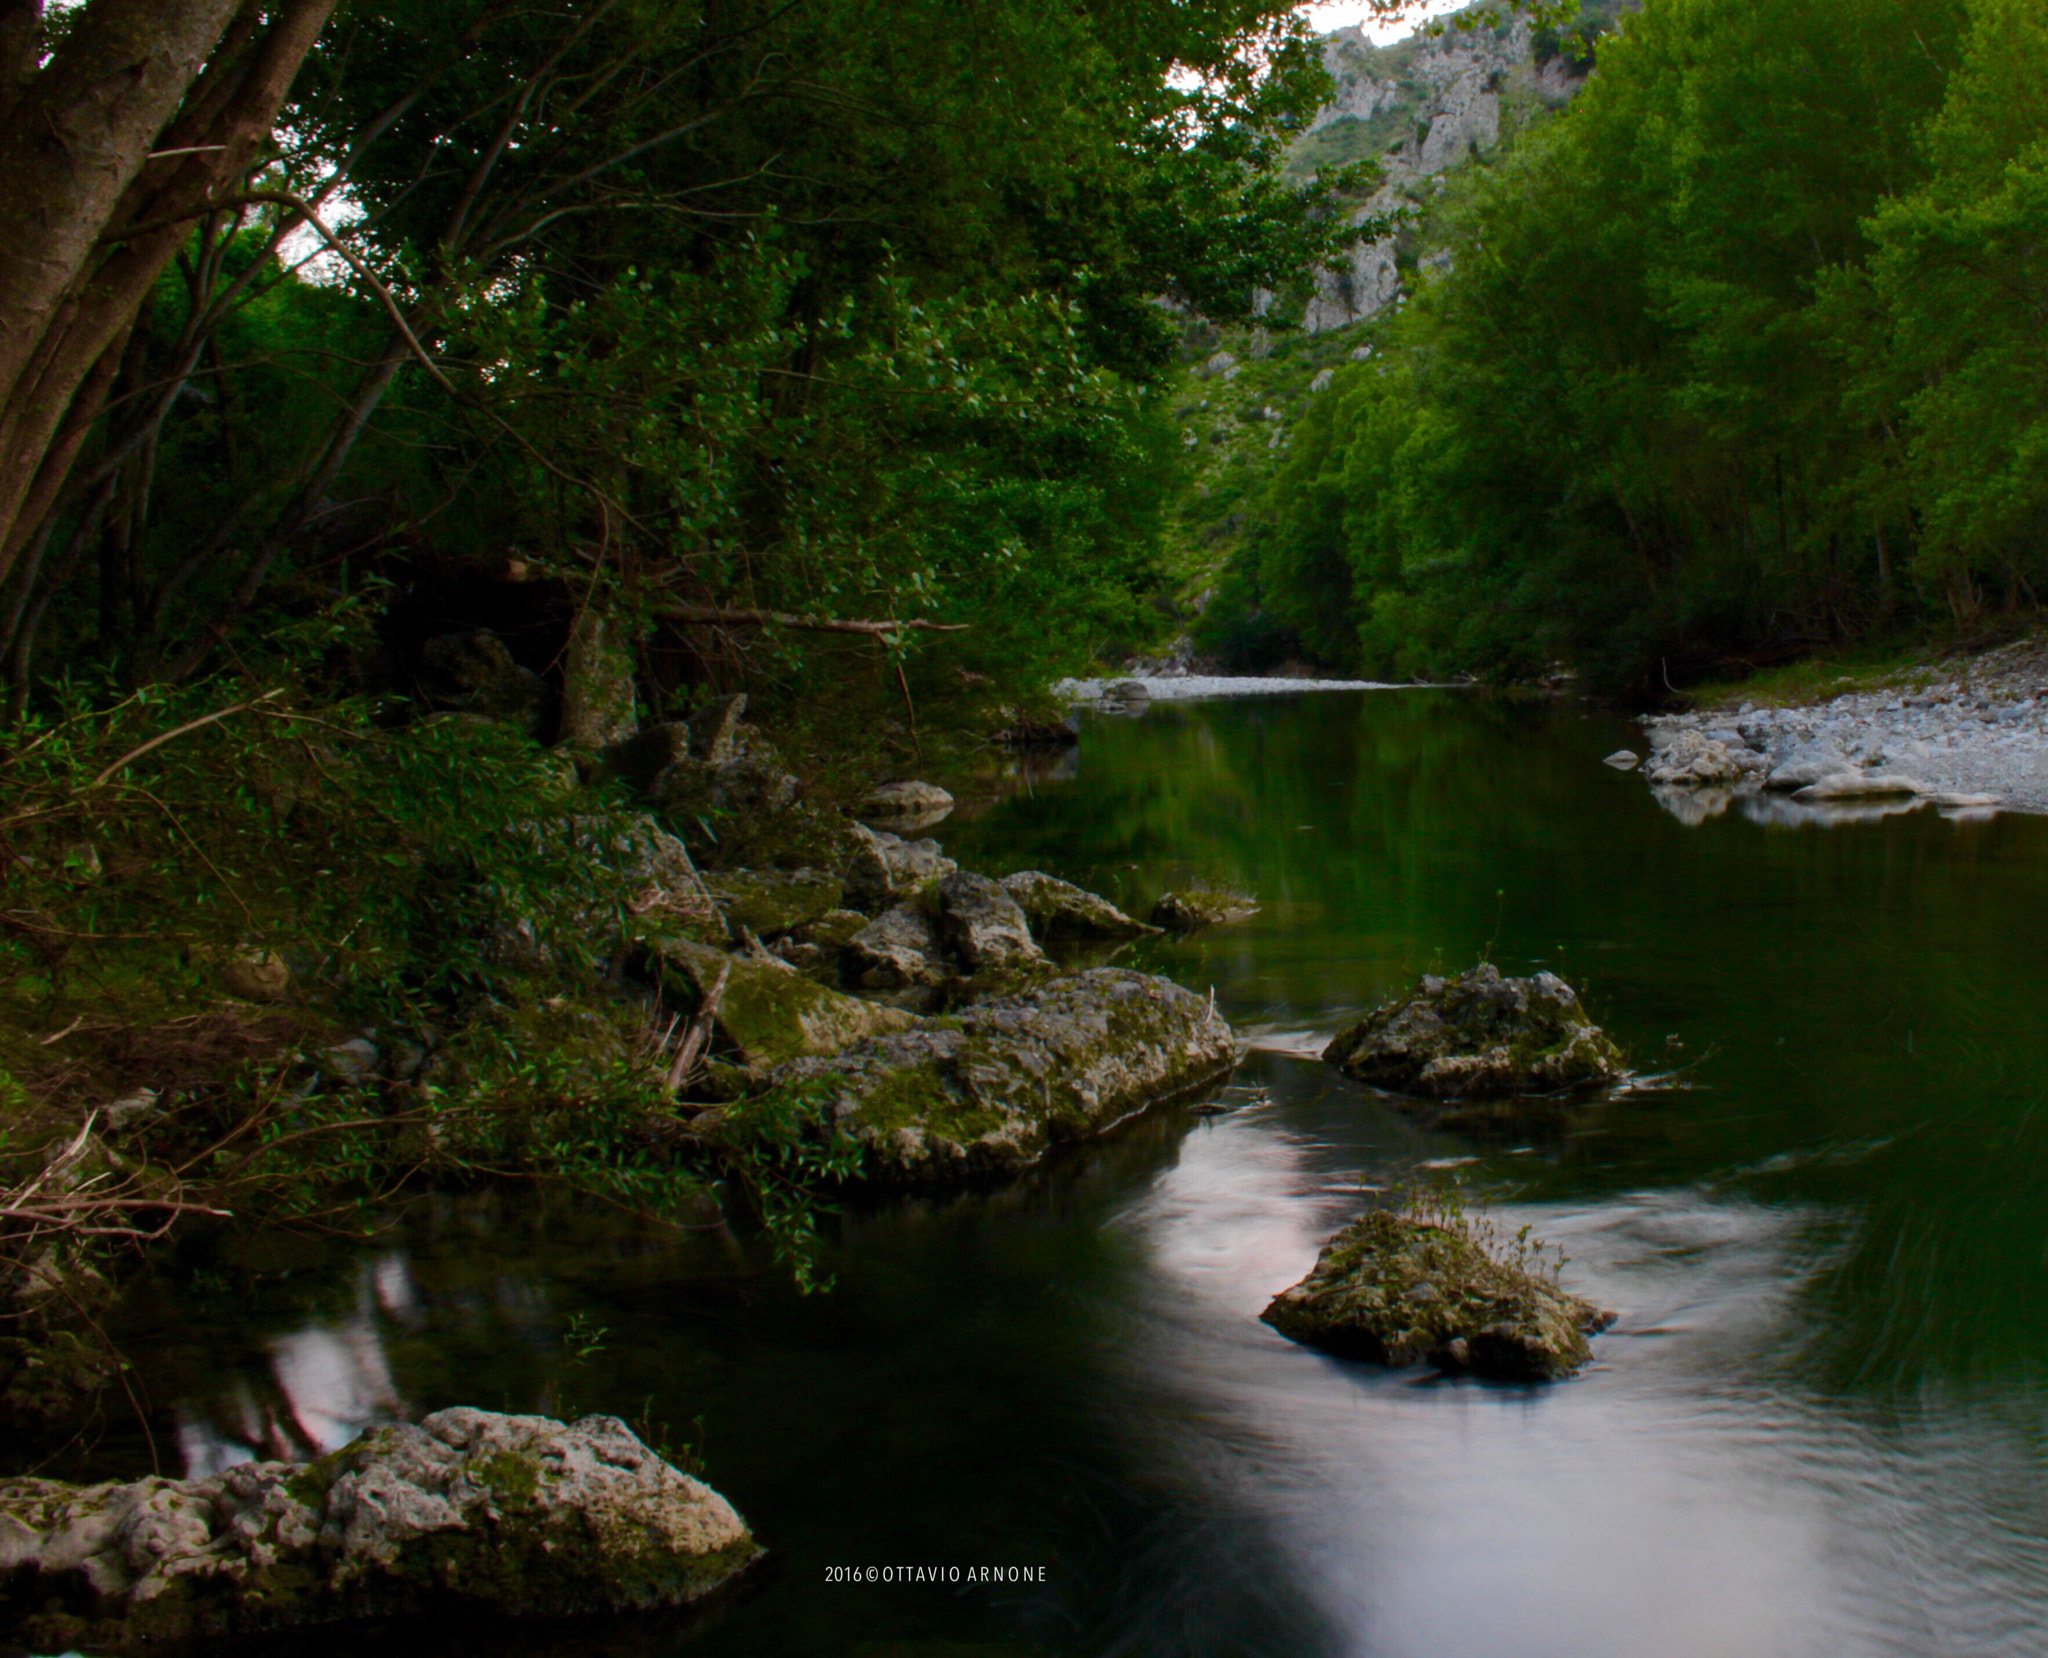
[645,935,912,1068]
[1262,1209,1614,1381]
[0,1409,759,1652]
[700,868,844,937]
[764,967,1237,1183]
[1323,963,1624,1099]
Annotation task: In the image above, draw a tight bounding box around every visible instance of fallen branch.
[666,961,730,1093]
[84,689,285,788]
[660,604,967,637]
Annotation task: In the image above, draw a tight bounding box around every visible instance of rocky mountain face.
[1289,7,1620,331]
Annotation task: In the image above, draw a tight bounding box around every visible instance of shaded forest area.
[0,0,1388,1401]
[1204,0,2048,695]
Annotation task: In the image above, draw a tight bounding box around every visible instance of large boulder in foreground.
[768,968,1237,1183]
[1323,963,1623,1099]
[0,1409,758,1652]
[1262,1210,1614,1381]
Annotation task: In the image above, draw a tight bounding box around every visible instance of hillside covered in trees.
[1195,0,2048,696]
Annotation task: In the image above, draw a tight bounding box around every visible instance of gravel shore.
[1637,637,2048,821]
[1057,674,1403,701]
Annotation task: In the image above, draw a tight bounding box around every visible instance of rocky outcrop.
[842,822,956,913]
[766,968,1237,1183]
[1324,963,1623,1099]
[646,934,912,1068]
[1000,871,1157,941]
[844,905,951,990]
[1150,889,1260,932]
[487,812,712,967]
[1299,13,1596,333]
[557,611,638,749]
[0,1409,758,1652]
[932,872,1045,973]
[1262,1210,1613,1381]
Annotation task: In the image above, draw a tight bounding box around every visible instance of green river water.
[104,689,2048,1657]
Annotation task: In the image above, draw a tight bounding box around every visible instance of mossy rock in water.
[0,1408,759,1651]
[766,967,1237,1184]
[646,935,912,1068]
[1149,890,1259,932]
[700,868,843,938]
[1261,1210,1614,1381]
[1323,963,1623,1099]
[1000,871,1157,942]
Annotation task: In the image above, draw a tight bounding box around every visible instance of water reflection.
[97,691,2048,1656]
[1647,781,2004,830]
[177,1254,416,1475]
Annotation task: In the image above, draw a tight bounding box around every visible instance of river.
[105,689,2048,1657]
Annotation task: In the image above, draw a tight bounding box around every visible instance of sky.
[1299,1,1467,43]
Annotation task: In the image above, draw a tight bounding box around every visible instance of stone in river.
[1262,1209,1614,1381]
[1790,772,1926,800]
[1323,962,1623,1099]
[767,967,1237,1183]
[857,780,955,828]
[1150,889,1260,932]
[1602,749,1640,770]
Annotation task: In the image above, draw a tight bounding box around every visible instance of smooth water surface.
[113,691,2048,1657]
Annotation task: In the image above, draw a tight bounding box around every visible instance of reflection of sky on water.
[177,1254,419,1476]
[1104,1096,2048,1658]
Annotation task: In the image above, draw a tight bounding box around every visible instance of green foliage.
[1207,0,2048,697]
[0,669,631,1018]
[710,1080,863,1295]
[2,0,1371,713]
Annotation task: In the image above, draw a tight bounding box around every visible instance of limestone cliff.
[1290,2,1630,331]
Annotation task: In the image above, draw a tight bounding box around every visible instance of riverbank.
[1057,673,1405,701]
[1641,634,2048,816]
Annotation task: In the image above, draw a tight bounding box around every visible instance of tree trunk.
[0,0,337,588]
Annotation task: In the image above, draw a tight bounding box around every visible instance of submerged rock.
[1150,889,1260,932]
[1262,1209,1613,1381]
[646,934,912,1068]
[1323,963,1623,1099]
[1000,871,1157,941]
[769,967,1237,1183]
[0,1408,759,1652]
